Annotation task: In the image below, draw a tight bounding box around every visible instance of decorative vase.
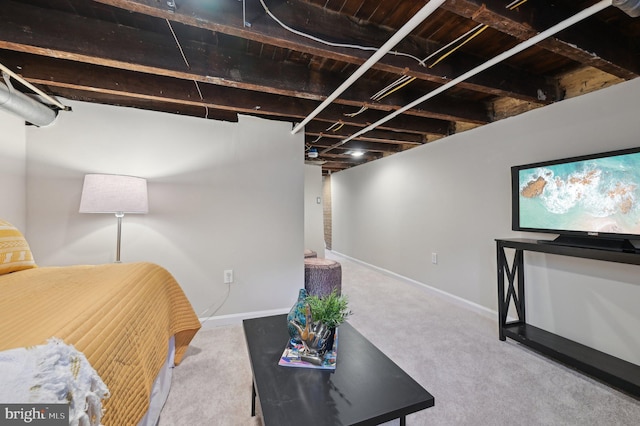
[287,288,308,343]
[324,327,336,354]
[289,317,334,365]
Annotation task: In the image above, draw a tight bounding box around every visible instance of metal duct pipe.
[613,0,640,16]
[0,81,58,127]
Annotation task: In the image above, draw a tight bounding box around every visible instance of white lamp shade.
[79,174,149,214]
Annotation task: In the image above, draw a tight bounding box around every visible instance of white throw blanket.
[0,338,109,426]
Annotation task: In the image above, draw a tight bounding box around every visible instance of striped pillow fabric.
[0,219,37,275]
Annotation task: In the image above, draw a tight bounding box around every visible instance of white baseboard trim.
[329,250,501,322]
[199,252,509,329]
[199,307,290,329]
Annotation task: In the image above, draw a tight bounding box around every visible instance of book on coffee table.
[278,329,338,370]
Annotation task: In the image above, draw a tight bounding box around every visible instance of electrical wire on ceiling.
[340,75,415,119]
[417,0,525,74]
[506,0,530,10]
[257,0,427,65]
[166,19,191,68]
[166,19,209,119]
[305,120,345,150]
[343,105,368,118]
[325,121,344,132]
[341,21,491,120]
[423,23,486,68]
[306,62,430,142]
[427,24,488,68]
[370,75,414,101]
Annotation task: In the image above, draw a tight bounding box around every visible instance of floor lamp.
[79,174,149,262]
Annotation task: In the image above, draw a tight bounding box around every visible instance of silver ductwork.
[613,0,640,16]
[0,79,58,127]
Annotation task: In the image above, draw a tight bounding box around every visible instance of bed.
[0,219,201,425]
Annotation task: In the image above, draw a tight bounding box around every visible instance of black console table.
[496,238,640,397]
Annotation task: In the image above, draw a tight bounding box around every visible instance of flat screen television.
[511,147,640,252]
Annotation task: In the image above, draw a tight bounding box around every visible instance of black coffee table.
[243,314,434,425]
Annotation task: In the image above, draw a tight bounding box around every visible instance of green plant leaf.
[305,290,351,329]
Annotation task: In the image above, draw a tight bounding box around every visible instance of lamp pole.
[115,212,124,263]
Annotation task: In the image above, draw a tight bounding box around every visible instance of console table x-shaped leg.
[497,244,525,337]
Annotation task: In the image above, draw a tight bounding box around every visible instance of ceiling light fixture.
[351,151,364,157]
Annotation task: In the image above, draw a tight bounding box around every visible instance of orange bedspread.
[0,262,201,426]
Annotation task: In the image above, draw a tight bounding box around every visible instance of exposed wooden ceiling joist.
[0,0,637,175]
[92,0,559,102]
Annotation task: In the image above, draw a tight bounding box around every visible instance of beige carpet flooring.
[158,251,640,425]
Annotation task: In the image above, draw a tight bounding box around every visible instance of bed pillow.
[0,219,37,275]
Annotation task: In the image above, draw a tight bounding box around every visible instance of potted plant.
[286,290,350,363]
[304,290,350,356]
[306,290,351,329]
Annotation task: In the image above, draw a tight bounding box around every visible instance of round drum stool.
[304,249,317,258]
[304,258,342,298]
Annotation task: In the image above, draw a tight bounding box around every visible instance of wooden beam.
[305,122,425,144]
[306,131,414,146]
[558,66,625,99]
[320,162,351,171]
[314,106,459,134]
[441,0,639,79]
[0,1,489,124]
[50,87,239,122]
[0,50,465,135]
[307,137,401,154]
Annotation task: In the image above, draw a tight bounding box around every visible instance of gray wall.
[332,78,640,365]
[24,100,304,320]
[0,110,27,229]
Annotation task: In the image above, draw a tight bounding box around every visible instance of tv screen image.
[512,147,640,250]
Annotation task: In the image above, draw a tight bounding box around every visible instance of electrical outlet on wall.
[224,269,234,284]
[431,253,438,264]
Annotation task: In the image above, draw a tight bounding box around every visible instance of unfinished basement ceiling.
[0,0,638,174]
